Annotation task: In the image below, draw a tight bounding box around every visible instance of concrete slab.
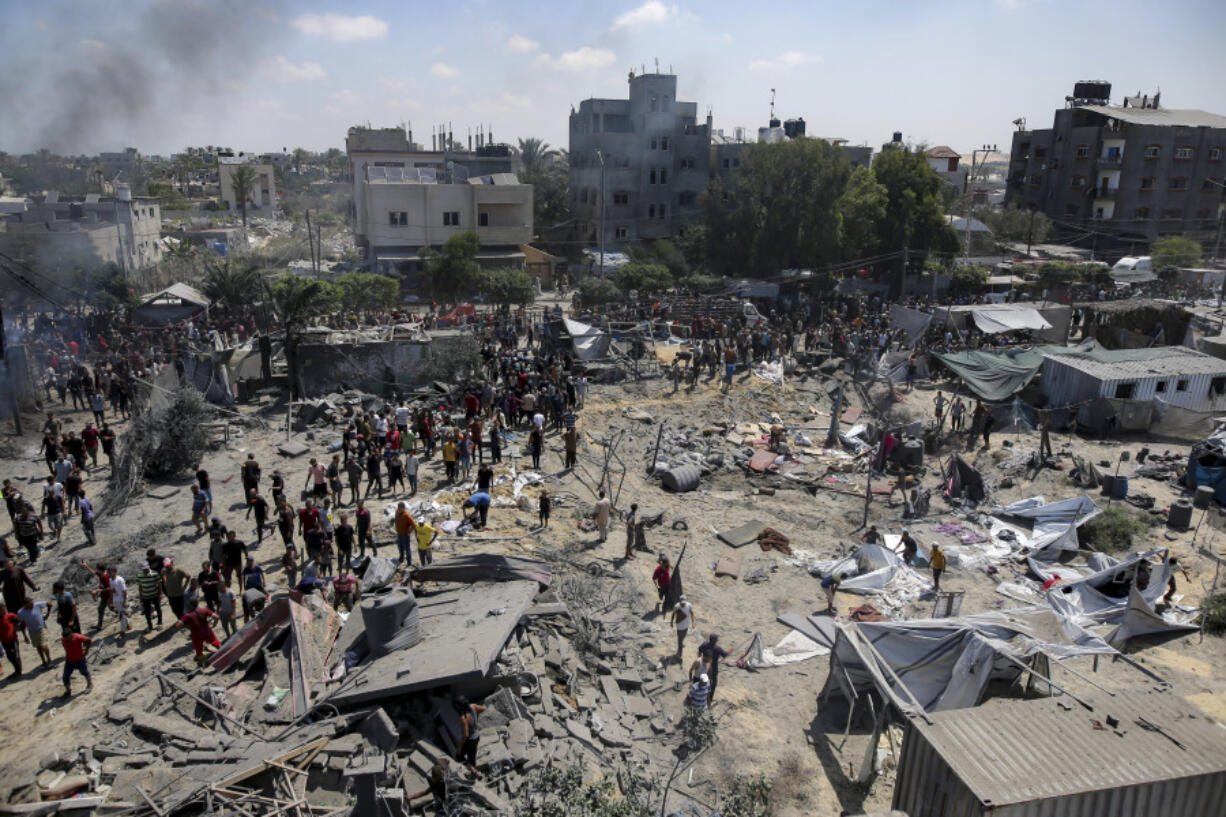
[328,581,539,706]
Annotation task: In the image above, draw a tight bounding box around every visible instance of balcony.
[1096,153,1123,166]
[1093,186,1118,200]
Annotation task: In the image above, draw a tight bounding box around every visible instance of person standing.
[81,560,114,631]
[78,488,97,547]
[355,500,375,557]
[82,422,100,469]
[199,561,221,612]
[624,503,638,560]
[52,581,81,635]
[981,403,995,449]
[686,673,710,711]
[248,489,269,542]
[562,424,578,469]
[538,491,551,529]
[334,513,355,572]
[652,556,671,611]
[454,696,486,776]
[17,597,52,666]
[441,437,457,483]
[528,427,542,470]
[240,453,261,502]
[394,502,417,564]
[306,458,328,503]
[326,455,343,507]
[216,581,237,639]
[190,485,209,535]
[1037,406,1053,459]
[109,569,129,644]
[163,559,192,620]
[0,603,22,678]
[364,449,384,498]
[404,450,420,496]
[345,456,364,506]
[950,398,965,432]
[240,557,265,622]
[671,594,694,662]
[930,544,946,593]
[415,518,437,566]
[60,628,92,696]
[593,491,611,543]
[14,508,43,564]
[2,558,38,614]
[99,423,116,469]
[934,391,947,425]
[697,633,732,702]
[135,565,162,630]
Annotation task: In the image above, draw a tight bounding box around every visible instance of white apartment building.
[218,155,277,214]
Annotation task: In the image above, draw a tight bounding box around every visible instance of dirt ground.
[0,348,1224,815]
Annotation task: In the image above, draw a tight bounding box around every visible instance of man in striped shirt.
[687,673,710,711]
[135,566,163,630]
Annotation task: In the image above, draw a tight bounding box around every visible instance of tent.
[992,495,1101,557]
[889,305,935,347]
[969,306,1052,334]
[563,317,612,360]
[943,456,986,503]
[810,545,905,593]
[132,283,209,325]
[934,348,1045,401]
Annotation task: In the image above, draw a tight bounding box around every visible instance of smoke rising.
[0,1,284,155]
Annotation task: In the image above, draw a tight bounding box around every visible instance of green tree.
[420,231,480,305]
[577,276,619,307]
[705,139,851,277]
[479,267,536,308]
[839,166,888,260]
[871,146,961,279]
[675,225,709,272]
[516,137,557,176]
[267,275,339,399]
[651,239,689,280]
[88,263,139,309]
[335,272,399,314]
[949,264,990,293]
[1151,235,1202,273]
[291,147,308,175]
[981,205,1051,245]
[614,261,672,294]
[202,259,263,315]
[229,164,258,227]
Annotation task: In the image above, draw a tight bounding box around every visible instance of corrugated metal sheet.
[893,689,1226,817]
[1043,346,1226,380]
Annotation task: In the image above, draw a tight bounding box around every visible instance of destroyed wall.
[297,339,431,397]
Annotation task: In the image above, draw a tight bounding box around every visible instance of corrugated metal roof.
[1080,105,1226,129]
[1043,346,1226,380]
[913,688,1226,807]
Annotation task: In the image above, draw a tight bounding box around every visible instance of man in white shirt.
[671,594,694,661]
[109,572,129,642]
[395,403,411,433]
[404,453,419,496]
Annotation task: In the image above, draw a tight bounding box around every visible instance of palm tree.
[292,148,308,175]
[516,138,557,176]
[267,276,333,399]
[202,259,263,315]
[230,165,258,226]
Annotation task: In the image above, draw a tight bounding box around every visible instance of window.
[650,138,657,150]
[722,158,731,169]
[1065,204,1079,216]
[388,211,407,226]
[613,191,629,205]
[1162,207,1184,220]
[1115,382,1136,399]
[1075,145,1089,158]
[659,204,667,219]
[680,157,695,170]
[661,96,671,112]
[443,211,461,226]
[732,158,740,168]
[1140,176,1155,190]
[660,137,670,151]
[648,204,656,218]
[1156,380,1168,393]
[1070,175,1085,188]
[1175,146,1194,160]
[1144,145,1160,158]
[1177,379,1190,392]
[659,169,668,184]
[478,212,488,227]
[679,191,696,207]
[1034,147,1047,158]
[1170,177,1188,190]
[614,226,628,240]
[649,169,657,184]
[1210,147,1223,161]
[650,96,659,112]
[1133,206,1151,219]
[1214,377,1226,395]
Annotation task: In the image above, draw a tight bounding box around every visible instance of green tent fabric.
[936,340,1103,402]
[935,348,1046,401]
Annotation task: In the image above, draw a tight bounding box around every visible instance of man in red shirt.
[61,628,92,695]
[0,603,22,677]
[652,556,672,612]
[81,423,100,469]
[176,605,220,667]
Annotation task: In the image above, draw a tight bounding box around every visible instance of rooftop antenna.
[654,57,659,73]
[769,88,776,120]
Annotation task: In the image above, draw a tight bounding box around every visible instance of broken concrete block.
[600,676,624,709]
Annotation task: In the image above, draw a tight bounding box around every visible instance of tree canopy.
[870,145,961,264]
[335,272,400,313]
[1151,235,1202,272]
[578,276,619,307]
[613,262,673,294]
[480,267,537,307]
[980,205,1051,245]
[420,231,480,305]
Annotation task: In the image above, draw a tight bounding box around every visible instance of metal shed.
[1039,345,1226,419]
[893,688,1226,817]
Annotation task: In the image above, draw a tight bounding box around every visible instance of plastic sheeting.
[810,545,904,592]
[563,317,612,360]
[970,306,1053,334]
[889,305,935,347]
[934,348,1046,401]
[993,494,1101,556]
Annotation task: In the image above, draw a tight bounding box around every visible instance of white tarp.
[810,545,904,592]
[971,306,1053,334]
[993,494,1101,556]
[752,630,830,667]
[563,317,612,360]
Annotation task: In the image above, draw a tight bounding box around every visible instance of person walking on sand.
[593,491,611,543]
[672,594,694,661]
[930,544,946,593]
[60,628,92,696]
[652,555,671,611]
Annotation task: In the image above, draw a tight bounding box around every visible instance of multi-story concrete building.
[1006,82,1226,250]
[569,71,712,247]
[218,154,277,215]
[345,126,532,273]
[0,184,162,276]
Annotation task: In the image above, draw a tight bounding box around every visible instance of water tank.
[784,118,806,139]
[115,183,132,202]
[360,590,422,656]
[892,131,903,144]
[1073,81,1111,103]
[1168,498,1194,530]
[661,465,701,493]
[1194,485,1214,509]
[897,438,924,468]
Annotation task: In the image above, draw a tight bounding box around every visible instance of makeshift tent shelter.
[968,306,1052,334]
[562,317,612,360]
[934,348,1045,401]
[942,456,986,503]
[810,545,906,593]
[888,305,935,348]
[132,283,209,325]
[1186,429,1226,502]
[992,494,1101,557]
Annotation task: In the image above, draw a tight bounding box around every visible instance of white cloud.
[612,1,679,29]
[291,13,388,42]
[264,55,327,82]
[329,89,358,105]
[536,46,616,72]
[430,62,461,79]
[501,93,530,109]
[507,34,540,53]
[748,50,821,71]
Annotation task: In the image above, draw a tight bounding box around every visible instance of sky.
[2,0,1225,159]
